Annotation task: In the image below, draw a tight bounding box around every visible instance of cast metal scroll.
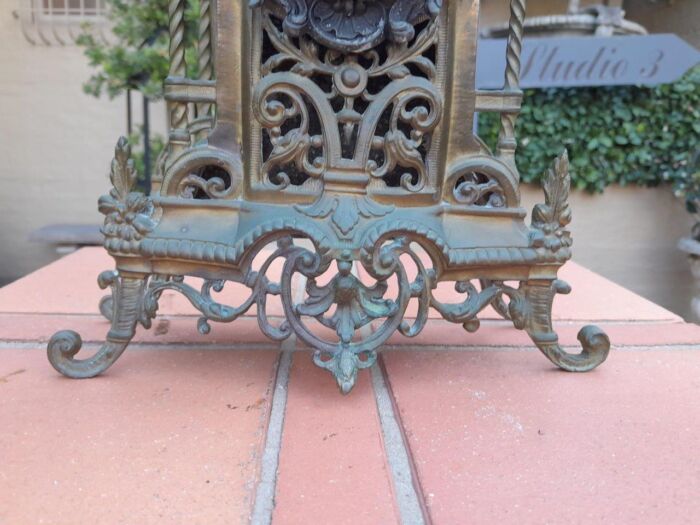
[253,5,443,193]
[49,228,609,392]
[46,0,612,393]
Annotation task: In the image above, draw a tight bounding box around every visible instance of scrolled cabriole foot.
[530,325,610,373]
[522,280,610,372]
[47,272,148,378]
[47,330,132,379]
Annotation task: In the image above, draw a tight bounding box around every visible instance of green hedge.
[478,66,700,204]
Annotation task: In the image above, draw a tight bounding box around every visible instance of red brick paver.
[273,354,398,525]
[1,248,699,524]
[0,348,278,524]
[383,349,700,524]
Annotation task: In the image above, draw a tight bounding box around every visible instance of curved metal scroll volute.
[279,237,431,394]
[522,280,610,372]
[479,279,511,320]
[427,275,609,372]
[47,272,147,378]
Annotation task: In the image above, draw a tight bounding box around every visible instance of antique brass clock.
[48,0,610,393]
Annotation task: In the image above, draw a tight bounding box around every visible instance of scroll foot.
[47,330,132,379]
[522,280,610,372]
[47,273,148,378]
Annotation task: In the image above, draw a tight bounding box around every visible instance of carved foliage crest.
[98,137,156,242]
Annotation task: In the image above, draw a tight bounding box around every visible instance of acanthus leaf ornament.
[98,137,156,243]
[530,150,573,252]
[295,195,394,238]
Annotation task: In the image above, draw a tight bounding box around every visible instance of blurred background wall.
[0,6,115,283]
[0,3,166,286]
[0,0,697,320]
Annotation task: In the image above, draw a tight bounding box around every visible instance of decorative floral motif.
[530,150,573,251]
[251,0,442,52]
[98,137,156,241]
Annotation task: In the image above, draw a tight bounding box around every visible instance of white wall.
[521,184,695,320]
[0,6,164,283]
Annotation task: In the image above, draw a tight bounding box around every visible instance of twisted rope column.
[168,0,190,155]
[196,0,214,119]
[496,0,526,173]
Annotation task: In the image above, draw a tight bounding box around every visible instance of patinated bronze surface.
[48,0,611,393]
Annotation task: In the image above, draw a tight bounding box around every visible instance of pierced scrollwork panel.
[277,236,424,393]
[250,3,445,194]
[453,171,507,208]
[142,243,296,342]
[254,76,330,189]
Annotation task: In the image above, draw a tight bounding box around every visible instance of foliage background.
[478,66,700,211]
[77,0,200,182]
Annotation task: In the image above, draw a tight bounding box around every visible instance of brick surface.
[273,352,399,525]
[0,248,113,314]
[2,247,699,525]
[0,314,281,346]
[382,349,700,524]
[0,347,278,525]
[384,319,700,348]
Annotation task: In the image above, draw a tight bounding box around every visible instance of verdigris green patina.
[48,0,610,394]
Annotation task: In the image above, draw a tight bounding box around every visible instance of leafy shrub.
[127,130,165,191]
[478,66,700,196]
[77,0,200,99]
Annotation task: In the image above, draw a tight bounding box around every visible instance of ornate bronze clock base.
[46,0,610,393]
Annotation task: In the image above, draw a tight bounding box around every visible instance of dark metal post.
[142,94,151,191]
[126,89,132,135]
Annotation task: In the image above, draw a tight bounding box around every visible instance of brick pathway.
[1,248,699,524]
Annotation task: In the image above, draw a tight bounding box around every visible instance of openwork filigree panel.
[249,0,446,197]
